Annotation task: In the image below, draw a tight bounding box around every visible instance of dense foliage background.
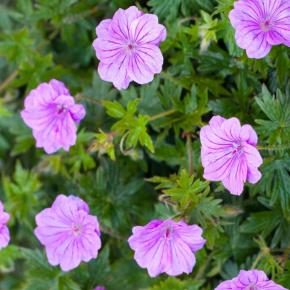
[0,0,289,289]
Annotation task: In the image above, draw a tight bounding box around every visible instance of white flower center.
[260,20,271,32]
[56,104,68,115]
[125,41,137,54]
[246,284,258,290]
[232,142,243,156]
[71,223,82,236]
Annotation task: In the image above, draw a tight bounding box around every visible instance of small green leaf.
[102,100,126,119]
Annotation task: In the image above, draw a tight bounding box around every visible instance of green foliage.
[255,85,290,145]
[0,0,289,289]
[148,277,202,290]
[148,170,224,249]
[3,161,42,225]
[103,99,154,153]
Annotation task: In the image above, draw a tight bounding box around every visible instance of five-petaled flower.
[93,6,166,90]
[128,219,206,277]
[34,195,101,271]
[200,116,263,195]
[229,0,290,58]
[215,269,287,290]
[21,79,86,154]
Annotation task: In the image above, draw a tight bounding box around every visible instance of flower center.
[71,223,82,236]
[260,20,271,32]
[163,224,173,240]
[232,142,243,156]
[125,41,136,54]
[56,104,68,115]
[246,284,258,290]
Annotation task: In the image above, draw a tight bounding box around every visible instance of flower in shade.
[93,6,166,90]
[128,219,206,277]
[94,286,106,290]
[21,79,86,154]
[215,269,287,290]
[0,201,10,250]
[200,116,263,195]
[34,194,101,271]
[229,0,290,58]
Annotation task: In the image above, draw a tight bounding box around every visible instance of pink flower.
[0,201,10,250]
[21,79,86,154]
[34,195,101,272]
[215,269,287,290]
[229,0,290,58]
[93,6,166,90]
[200,116,263,195]
[94,286,106,290]
[128,219,206,277]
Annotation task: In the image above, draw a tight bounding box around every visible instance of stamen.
[56,104,67,115]
[260,20,271,32]
[72,223,82,236]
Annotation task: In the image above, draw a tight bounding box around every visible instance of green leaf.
[0,245,22,273]
[241,211,281,236]
[3,161,42,224]
[102,100,126,119]
[148,277,202,290]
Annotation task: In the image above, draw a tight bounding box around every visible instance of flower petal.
[92,38,124,64]
[245,32,272,58]
[49,79,70,96]
[0,227,10,249]
[263,0,282,16]
[164,239,195,276]
[222,156,247,195]
[243,143,263,167]
[221,117,242,141]
[240,124,258,146]
[128,45,163,85]
[98,56,131,90]
[130,14,166,45]
[96,19,112,38]
[247,165,262,184]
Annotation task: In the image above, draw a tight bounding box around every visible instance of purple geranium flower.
[229,0,290,58]
[128,219,206,277]
[215,269,287,290]
[21,79,86,154]
[200,116,263,195]
[0,201,10,250]
[94,286,106,290]
[93,6,166,90]
[34,194,101,272]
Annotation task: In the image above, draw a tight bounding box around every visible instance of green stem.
[257,144,290,151]
[100,225,125,240]
[251,252,263,269]
[186,135,193,176]
[149,109,176,122]
[195,252,213,280]
[0,70,18,94]
[119,131,132,156]
[75,94,102,105]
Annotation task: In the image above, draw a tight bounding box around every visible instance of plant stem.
[186,134,193,176]
[251,252,263,269]
[0,70,18,94]
[195,252,213,280]
[75,94,102,105]
[149,109,176,122]
[100,225,125,240]
[257,144,290,151]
